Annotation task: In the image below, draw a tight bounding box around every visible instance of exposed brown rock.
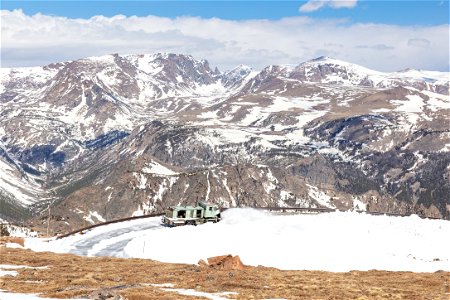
[206,255,246,270]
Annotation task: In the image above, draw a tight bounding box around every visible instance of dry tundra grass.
[0,238,449,300]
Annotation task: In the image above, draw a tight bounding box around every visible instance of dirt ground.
[0,238,449,300]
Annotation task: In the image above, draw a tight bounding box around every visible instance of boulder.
[206,255,245,270]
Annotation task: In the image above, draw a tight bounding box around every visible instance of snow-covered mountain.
[0,53,449,233]
[242,56,448,94]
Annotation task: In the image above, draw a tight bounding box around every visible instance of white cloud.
[330,0,358,9]
[299,1,327,12]
[300,0,358,13]
[407,38,431,48]
[1,9,449,72]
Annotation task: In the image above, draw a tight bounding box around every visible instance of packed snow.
[25,209,449,272]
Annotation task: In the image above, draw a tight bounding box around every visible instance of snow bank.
[124,209,449,272]
[26,209,450,272]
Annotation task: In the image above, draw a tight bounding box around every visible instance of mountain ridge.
[0,53,449,233]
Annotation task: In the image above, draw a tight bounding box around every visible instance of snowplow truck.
[161,202,221,227]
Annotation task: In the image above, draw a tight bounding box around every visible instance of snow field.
[123,209,449,272]
[26,217,160,254]
[26,209,449,273]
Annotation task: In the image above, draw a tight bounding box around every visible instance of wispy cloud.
[1,9,448,72]
[407,38,431,48]
[355,44,395,51]
[299,0,358,13]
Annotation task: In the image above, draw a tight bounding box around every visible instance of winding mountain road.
[66,218,162,257]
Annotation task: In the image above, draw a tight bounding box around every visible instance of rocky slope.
[0,53,449,233]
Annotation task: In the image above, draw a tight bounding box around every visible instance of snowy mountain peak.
[221,64,255,88]
[302,56,369,71]
[224,64,252,78]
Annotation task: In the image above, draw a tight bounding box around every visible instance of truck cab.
[198,201,221,221]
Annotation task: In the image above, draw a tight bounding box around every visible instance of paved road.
[67,218,162,257]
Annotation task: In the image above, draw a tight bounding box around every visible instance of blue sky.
[2,1,449,25]
[1,1,449,71]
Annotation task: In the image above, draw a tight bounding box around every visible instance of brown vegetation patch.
[0,236,25,247]
[0,247,448,299]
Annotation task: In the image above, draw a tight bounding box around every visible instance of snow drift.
[26,209,449,272]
